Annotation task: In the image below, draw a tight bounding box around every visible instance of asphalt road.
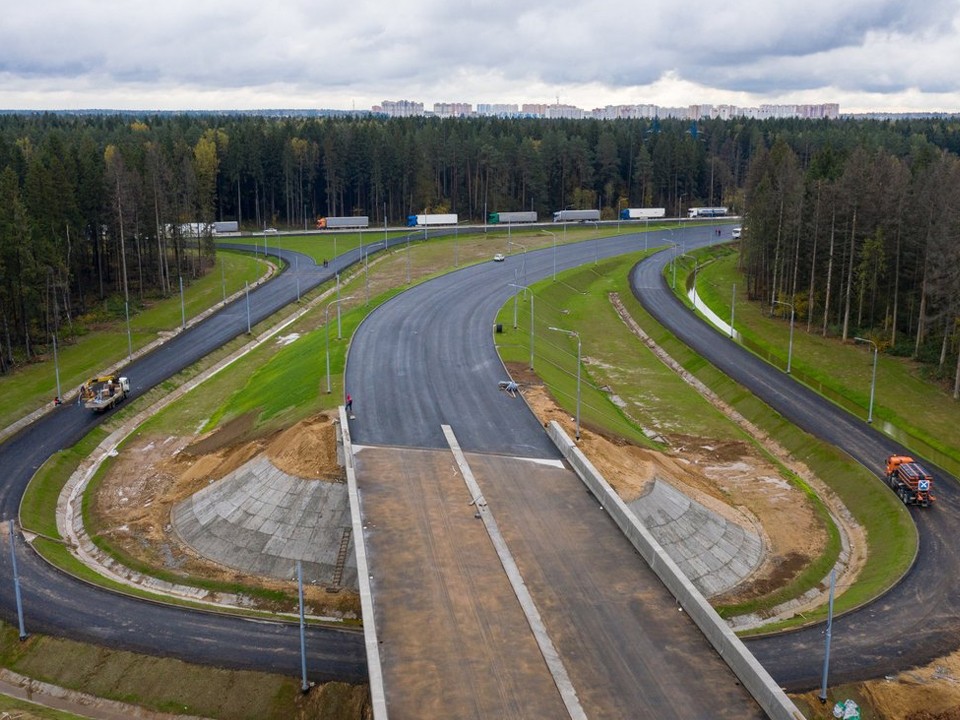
[346,224,770,717]
[3,220,952,697]
[629,243,960,690]
[0,243,368,683]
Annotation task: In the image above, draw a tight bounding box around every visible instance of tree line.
[741,129,960,396]
[2,111,960,379]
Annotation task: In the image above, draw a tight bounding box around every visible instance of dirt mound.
[89,412,358,617]
[264,414,342,480]
[510,364,827,609]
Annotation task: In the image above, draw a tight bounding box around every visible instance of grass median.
[496,251,915,631]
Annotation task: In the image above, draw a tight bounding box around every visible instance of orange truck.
[885,455,935,507]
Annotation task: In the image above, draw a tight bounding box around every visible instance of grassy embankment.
[691,245,960,477]
[495,250,914,631]
[0,251,268,430]
[11,225,611,718]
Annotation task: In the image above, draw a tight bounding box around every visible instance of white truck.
[317,216,370,229]
[619,208,666,220]
[553,209,601,222]
[407,214,458,227]
[687,206,728,218]
[81,375,130,412]
[489,211,538,224]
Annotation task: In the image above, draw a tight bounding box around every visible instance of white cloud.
[2,0,960,113]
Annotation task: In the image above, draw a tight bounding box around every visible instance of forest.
[2,111,960,386]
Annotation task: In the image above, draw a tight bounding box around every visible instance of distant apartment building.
[374,100,424,117]
[434,102,473,117]
[373,99,840,121]
[477,103,520,116]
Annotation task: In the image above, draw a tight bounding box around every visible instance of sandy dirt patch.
[793,649,960,718]
[508,362,830,609]
[89,412,358,617]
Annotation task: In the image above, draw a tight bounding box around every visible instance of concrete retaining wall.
[339,408,388,720]
[546,421,805,720]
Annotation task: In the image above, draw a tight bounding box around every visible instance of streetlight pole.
[507,240,526,288]
[855,337,879,423]
[679,253,700,302]
[509,283,535,370]
[541,230,557,281]
[244,280,251,334]
[179,276,186,329]
[52,333,61,402]
[773,300,796,374]
[326,296,355,394]
[548,326,581,440]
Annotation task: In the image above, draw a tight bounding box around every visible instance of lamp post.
[670,242,683,290]
[244,280,251,334]
[679,252,700,299]
[548,326,581,440]
[326,296,355,394]
[541,230,557,281]
[773,300,796,374]
[507,240,526,287]
[509,283,535,370]
[854,337,879,423]
[52,333,61,402]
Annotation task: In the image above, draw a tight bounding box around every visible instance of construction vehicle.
[80,375,130,413]
[885,455,935,507]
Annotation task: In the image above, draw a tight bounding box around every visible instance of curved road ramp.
[343,413,804,719]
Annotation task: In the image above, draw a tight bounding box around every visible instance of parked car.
[493,253,505,262]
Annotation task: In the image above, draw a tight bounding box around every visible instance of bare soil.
[90,412,359,617]
[508,363,832,605]
[793,649,960,719]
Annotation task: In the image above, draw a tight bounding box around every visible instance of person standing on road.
[345,393,353,414]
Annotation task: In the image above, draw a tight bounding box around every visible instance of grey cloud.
[3,0,960,110]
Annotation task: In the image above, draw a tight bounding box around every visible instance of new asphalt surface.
[629,243,960,690]
[2,221,954,699]
[0,242,368,683]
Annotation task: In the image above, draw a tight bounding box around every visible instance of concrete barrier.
[340,407,388,720]
[546,421,805,720]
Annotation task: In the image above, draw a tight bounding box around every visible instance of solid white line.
[442,424,588,720]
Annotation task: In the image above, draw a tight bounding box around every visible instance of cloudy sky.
[2,0,959,114]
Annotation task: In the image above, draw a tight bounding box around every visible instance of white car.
[493,253,505,262]
[732,226,742,239]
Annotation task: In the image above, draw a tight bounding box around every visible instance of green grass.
[499,252,915,629]
[20,428,109,538]
[496,252,748,445]
[0,251,267,430]
[694,249,960,477]
[0,623,366,720]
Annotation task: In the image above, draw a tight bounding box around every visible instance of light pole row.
[772,300,795,374]
[508,284,534,371]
